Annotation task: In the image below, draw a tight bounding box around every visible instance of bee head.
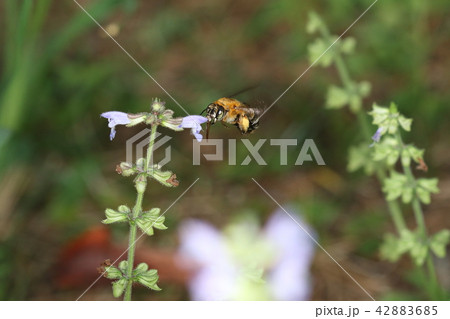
[201,103,224,124]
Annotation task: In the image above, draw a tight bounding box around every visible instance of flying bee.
[201,97,262,139]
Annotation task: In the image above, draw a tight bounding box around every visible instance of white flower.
[179,115,208,142]
[177,208,316,300]
[101,111,131,140]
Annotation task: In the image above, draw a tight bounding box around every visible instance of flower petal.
[101,111,131,140]
[370,127,383,147]
[193,131,203,142]
[101,111,131,126]
[179,115,208,129]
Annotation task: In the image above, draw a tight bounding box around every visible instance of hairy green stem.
[395,131,441,299]
[318,24,408,234]
[123,192,143,301]
[146,125,158,170]
[123,124,158,301]
[317,13,441,300]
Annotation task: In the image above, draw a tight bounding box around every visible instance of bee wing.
[234,106,263,118]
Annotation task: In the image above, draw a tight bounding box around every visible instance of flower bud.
[148,165,179,187]
[133,263,149,274]
[118,260,128,273]
[151,99,166,113]
[118,205,131,214]
[112,278,128,298]
[136,158,146,171]
[116,162,136,176]
[135,174,147,194]
[105,266,123,280]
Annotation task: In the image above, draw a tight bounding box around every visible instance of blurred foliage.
[0,0,449,300]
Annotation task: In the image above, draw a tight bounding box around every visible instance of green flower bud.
[97,260,123,279]
[136,158,146,171]
[133,263,149,275]
[135,174,147,194]
[104,266,123,280]
[118,205,131,214]
[116,162,136,176]
[148,165,179,187]
[151,99,166,112]
[112,278,128,298]
[118,260,128,273]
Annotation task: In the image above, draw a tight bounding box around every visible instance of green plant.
[306,11,449,300]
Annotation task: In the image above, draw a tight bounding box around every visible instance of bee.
[201,97,262,139]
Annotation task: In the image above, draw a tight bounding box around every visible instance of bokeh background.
[0,0,449,300]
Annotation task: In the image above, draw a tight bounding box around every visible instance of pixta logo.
[126,129,172,167]
[192,139,325,166]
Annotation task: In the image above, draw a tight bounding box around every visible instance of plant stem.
[146,125,158,170]
[123,124,158,301]
[318,24,408,234]
[395,131,441,299]
[123,192,143,301]
[318,14,441,300]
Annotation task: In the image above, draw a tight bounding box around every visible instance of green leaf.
[348,143,376,175]
[118,205,131,214]
[102,207,128,224]
[398,115,412,132]
[410,242,428,266]
[118,260,128,273]
[135,208,167,236]
[401,187,413,204]
[405,145,424,163]
[416,188,431,204]
[104,266,123,280]
[358,81,371,98]
[369,103,413,136]
[401,149,411,167]
[383,172,408,201]
[340,37,356,54]
[326,85,349,109]
[416,178,439,204]
[306,12,323,34]
[307,37,337,67]
[429,230,450,258]
[380,233,408,262]
[373,137,399,166]
[369,104,390,126]
[112,278,127,298]
[136,269,161,291]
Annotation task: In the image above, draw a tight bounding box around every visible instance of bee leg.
[221,122,230,129]
[237,115,250,134]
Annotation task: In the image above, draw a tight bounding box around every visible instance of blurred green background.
[0,0,449,300]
